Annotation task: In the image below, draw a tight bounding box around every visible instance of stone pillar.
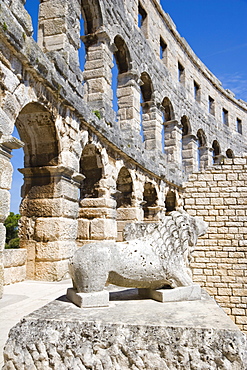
[182,134,198,174]
[164,120,182,165]
[19,166,83,281]
[117,71,140,133]
[82,31,113,120]
[38,0,81,71]
[0,135,24,298]
[77,198,117,247]
[142,103,163,151]
[198,146,213,170]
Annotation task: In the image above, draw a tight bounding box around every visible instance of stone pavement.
[0,280,71,367]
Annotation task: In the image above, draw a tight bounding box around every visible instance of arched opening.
[212,140,221,164]
[161,97,175,122]
[197,129,207,170]
[116,167,133,208]
[112,36,131,120]
[226,149,234,158]
[180,115,191,171]
[16,103,58,168]
[143,182,158,220]
[161,98,180,163]
[140,72,154,142]
[80,144,103,199]
[165,190,176,213]
[81,0,103,35]
[12,103,76,281]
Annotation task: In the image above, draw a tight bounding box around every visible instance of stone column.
[38,0,81,72]
[0,135,24,298]
[164,120,182,166]
[117,71,140,133]
[82,31,113,120]
[19,166,83,281]
[198,146,213,170]
[77,197,117,247]
[182,134,198,174]
[142,103,163,151]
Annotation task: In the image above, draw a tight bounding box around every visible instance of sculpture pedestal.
[3,289,247,369]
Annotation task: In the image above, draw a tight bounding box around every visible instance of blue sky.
[9,0,247,213]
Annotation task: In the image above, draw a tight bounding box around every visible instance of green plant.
[93,110,101,120]
[2,22,7,31]
[4,212,20,249]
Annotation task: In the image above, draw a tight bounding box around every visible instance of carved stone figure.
[69,209,207,294]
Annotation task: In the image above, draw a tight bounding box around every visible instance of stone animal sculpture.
[70,209,207,293]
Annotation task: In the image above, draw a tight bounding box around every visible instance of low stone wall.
[183,157,247,335]
[3,249,27,285]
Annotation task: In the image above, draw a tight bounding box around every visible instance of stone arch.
[165,190,177,213]
[80,143,104,199]
[143,182,158,220]
[196,129,210,170]
[161,97,175,122]
[181,115,191,136]
[162,98,181,164]
[81,0,103,35]
[140,72,154,106]
[14,102,80,281]
[112,35,138,130]
[114,35,131,74]
[16,103,58,168]
[140,72,160,148]
[226,148,234,158]
[212,140,221,164]
[116,166,133,208]
[181,116,195,174]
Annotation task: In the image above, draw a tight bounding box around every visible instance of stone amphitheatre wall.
[0,0,247,333]
[183,157,247,335]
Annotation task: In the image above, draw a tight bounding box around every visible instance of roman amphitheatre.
[0,0,247,367]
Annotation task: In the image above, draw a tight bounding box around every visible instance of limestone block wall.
[183,157,247,335]
[3,249,27,285]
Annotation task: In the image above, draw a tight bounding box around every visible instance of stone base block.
[67,287,109,308]
[138,285,201,302]
[3,289,247,369]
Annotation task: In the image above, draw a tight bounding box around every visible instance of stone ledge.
[3,288,247,369]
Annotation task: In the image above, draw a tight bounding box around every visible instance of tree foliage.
[4,212,20,249]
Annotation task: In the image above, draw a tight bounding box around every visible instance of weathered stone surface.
[0,190,10,223]
[3,248,27,268]
[4,265,26,285]
[3,291,247,369]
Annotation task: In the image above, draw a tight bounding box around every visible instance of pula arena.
[0,0,247,332]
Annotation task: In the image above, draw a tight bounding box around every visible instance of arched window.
[212,140,221,164]
[112,36,131,119]
[143,182,158,220]
[161,97,176,158]
[165,190,176,213]
[161,97,174,122]
[116,167,133,208]
[226,149,234,158]
[180,116,191,171]
[197,129,207,170]
[140,72,154,142]
[80,144,103,199]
